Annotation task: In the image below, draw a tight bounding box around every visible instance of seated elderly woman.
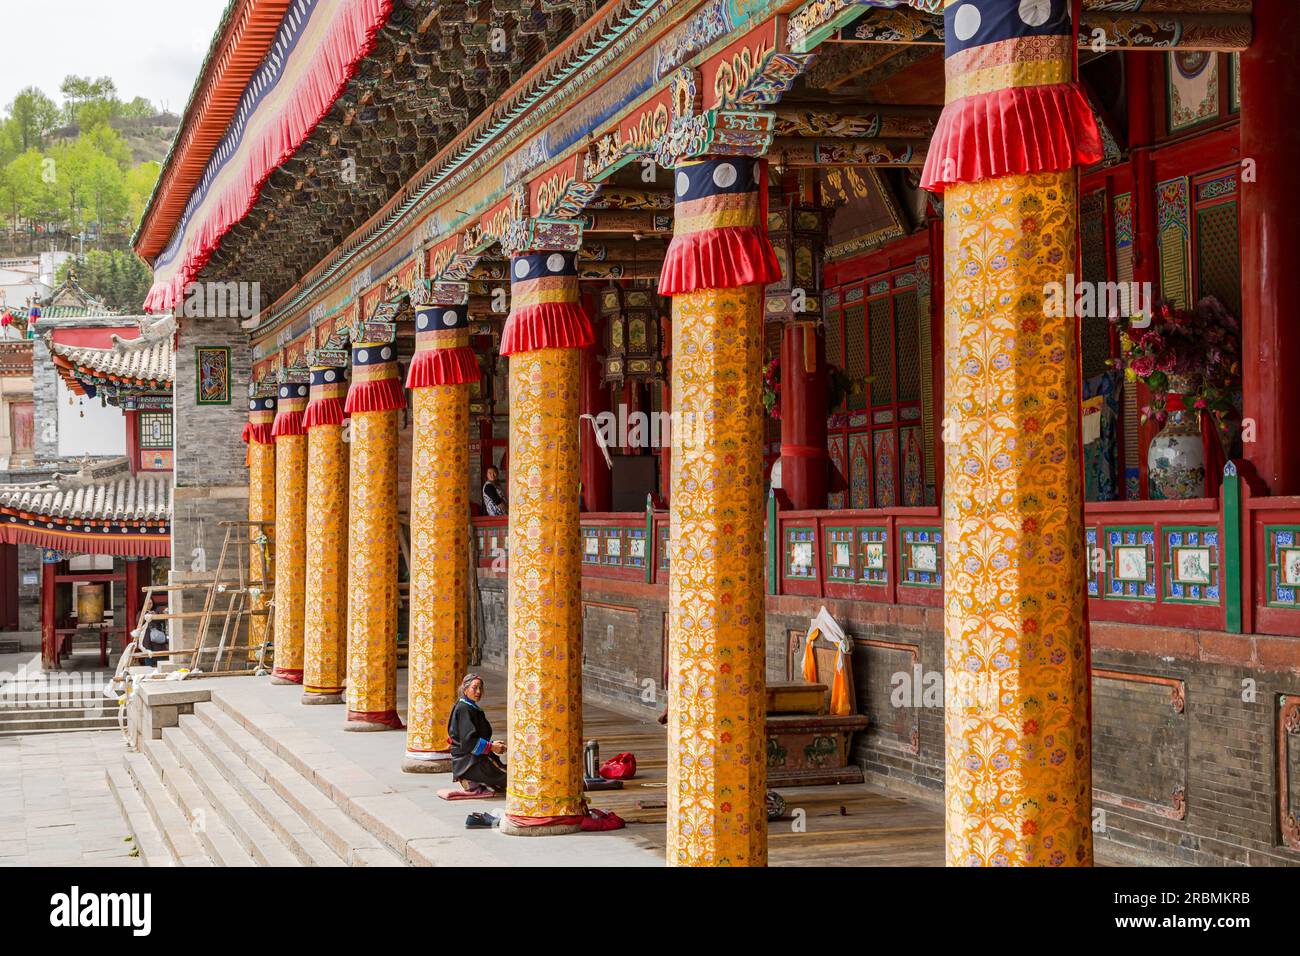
[448,673,507,794]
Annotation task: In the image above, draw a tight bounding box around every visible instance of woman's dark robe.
[448,697,506,789]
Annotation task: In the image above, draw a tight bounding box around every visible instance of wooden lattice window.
[825,266,927,509]
[139,411,173,450]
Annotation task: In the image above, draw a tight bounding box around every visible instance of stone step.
[122,751,212,867]
[0,714,121,735]
[193,703,406,866]
[106,764,174,867]
[206,692,496,867]
[0,691,110,708]
[0,700,116,715]
[170,714,339,867]
[141,734,258,868]
[0,639,22,653]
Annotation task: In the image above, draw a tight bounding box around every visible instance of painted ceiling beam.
[834,8,1252,52]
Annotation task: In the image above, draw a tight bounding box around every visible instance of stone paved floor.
[0,730,140,867]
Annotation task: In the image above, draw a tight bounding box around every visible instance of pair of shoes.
[466,811,499,829]
[581,808,625,832]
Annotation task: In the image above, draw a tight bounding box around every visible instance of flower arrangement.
[762,357,781,420]
[1110,296,1241,430]
[762,358,868,422]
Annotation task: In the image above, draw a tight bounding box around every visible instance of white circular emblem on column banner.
[1019,0,1052,27]
[444,310,459,326]
[324,370,336,382]
[953,3,982,40]
[357,349,368,363]
[514,259,529,279]
[547,253,565,272]
[676,171,689,197]
[380,346,392,361]
[713,163,737,188]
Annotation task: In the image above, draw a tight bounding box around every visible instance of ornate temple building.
[0,282,174,668]
[129,0,1298,866]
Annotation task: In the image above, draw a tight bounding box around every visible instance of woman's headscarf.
[459,672,483,696]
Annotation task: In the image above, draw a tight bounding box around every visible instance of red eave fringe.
[143,0,395,312]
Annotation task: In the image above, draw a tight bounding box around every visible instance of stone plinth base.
[499,818,583,837]
[301,692,344,705]
[401,755,452,774]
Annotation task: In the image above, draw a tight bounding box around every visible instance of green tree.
[120,97,155,120]
[84,122,131,170]
[125,161,160,226]
[0,156,34,230]
[9,150,60,230]
[6,88,61,152]
[55,250,152,313]
[59,75,118,127]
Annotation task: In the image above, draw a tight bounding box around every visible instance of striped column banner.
[921,0,1102,867]
[658,154,780,867]
[244,396,276,665]
[270,383,309,685]
[301,367,350,703]
[343,342,404,731]
[403,302,479,772]
[499,250,592,834]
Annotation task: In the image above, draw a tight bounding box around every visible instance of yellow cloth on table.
[801,606,852,716]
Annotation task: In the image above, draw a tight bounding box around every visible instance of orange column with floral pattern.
[244,396,276,665]
[271,383,309,684]
[302,366,350,703]
[499,249,593,834]
[658,155,781,866]
[343,342,405,730]
[920,0,1102,866]
[403,299,479,771]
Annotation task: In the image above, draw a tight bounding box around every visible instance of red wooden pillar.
[659,313,672,505]
[40,554,58,670]
[124,557,147,646]
[1241,5,1300,494]
[927,218,945,500]
[1127,51,1160,500]
[779,322,827,510]
[580,304,612,512]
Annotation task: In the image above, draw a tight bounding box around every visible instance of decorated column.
[343,341,404,730]
[403,295,480,772]
[659,155,780,866]
[920,0,1101,867]
[243,395,276,664]
[301,364,350,704]
[500,247,592,834]
[270,381,309,684]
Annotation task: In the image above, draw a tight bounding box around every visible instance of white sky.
[0,0,231,117]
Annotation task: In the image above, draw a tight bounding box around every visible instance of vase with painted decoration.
[1148,375,1206,500]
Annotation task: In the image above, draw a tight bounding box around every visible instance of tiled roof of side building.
[47,315,176,388]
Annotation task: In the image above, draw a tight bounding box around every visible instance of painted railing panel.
[466,462,1300,639]
[1083,496,1225,631]
[773,506,943,608]
[1243,487,1300,637]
